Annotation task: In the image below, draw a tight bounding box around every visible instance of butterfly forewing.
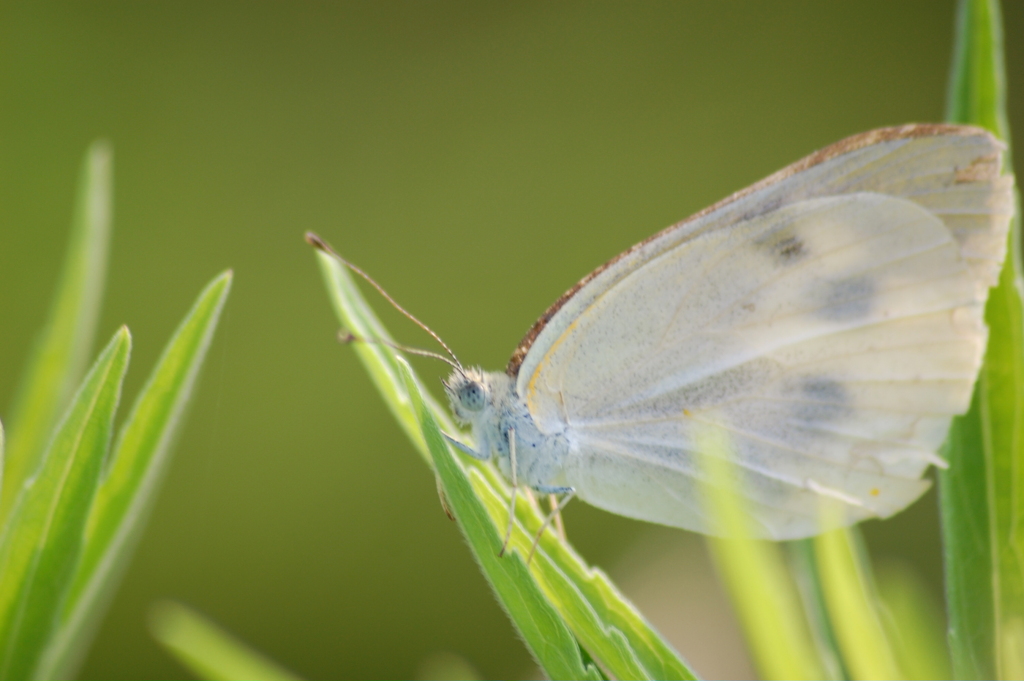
[513,125,1013,539]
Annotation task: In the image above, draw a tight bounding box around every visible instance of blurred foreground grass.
[0,143,231,679]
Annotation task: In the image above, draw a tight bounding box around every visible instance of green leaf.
[0,327,130,681]
[149,601,302,681]
[940,0,1022,678]
[35,271,234,681]
[2,142,112,522]
[503,489,695,681]
[470,470,653,681]
[814,527,901,680]
[311,243,696,680]
[399,359,599,680]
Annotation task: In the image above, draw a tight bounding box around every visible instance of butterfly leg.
[527,489,576,565]
[499,427,518,557]
[549,494,566,540]
[442,431,489,460]
[522,488,563,537]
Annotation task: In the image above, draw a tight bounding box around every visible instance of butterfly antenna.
[306,232,464,372]
[338,330,463,373]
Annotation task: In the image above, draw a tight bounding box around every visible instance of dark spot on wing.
[817,276,876,321]
[776,236,805,261]
[802,377,847,403]
[794,376,849,422]
[755,226,807,266]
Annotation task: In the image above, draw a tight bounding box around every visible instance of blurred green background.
[0,2,1022,679]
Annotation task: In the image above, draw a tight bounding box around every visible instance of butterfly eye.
[459,383,486,412]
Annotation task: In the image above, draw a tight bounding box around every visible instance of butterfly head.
[443,368,491,424]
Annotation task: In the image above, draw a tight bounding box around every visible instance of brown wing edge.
[505,123,999,377]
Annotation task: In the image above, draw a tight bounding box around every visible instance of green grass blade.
[709,536,824,680]
[2,142,112,522]
[814,527,901,680]
[35,271,233,681]
[876,562,953,681]
[696,424,825,681]
[0,327,130,681]
[941,389,996,679]
[465,470,666,679]
[940,0,1021,678]
[399,359,599,681]
[785,540,847,681]
[946,0,1010,148]
[985,202,1024,678]
[149,601,302,681]
[498,483,696,681]
[312,244,696,680]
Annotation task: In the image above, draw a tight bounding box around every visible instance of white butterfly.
[439,124,1015,540]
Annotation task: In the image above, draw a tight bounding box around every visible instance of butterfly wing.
[512,125,1014,539]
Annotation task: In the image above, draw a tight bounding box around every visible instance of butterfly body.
[445,368,571,494]
[442,124,1014,540]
